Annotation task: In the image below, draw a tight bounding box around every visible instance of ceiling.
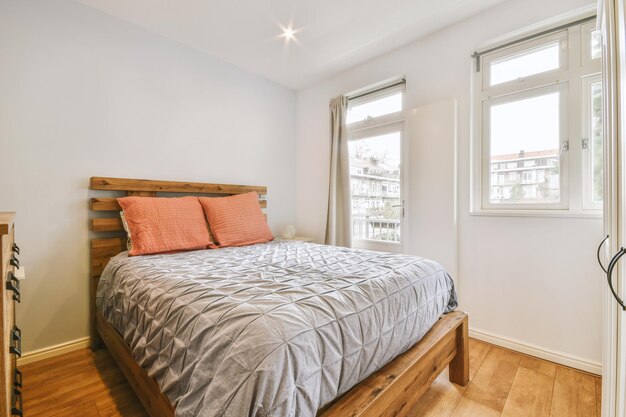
[74,0,507,89]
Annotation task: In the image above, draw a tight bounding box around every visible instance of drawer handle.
[13,368,21,389]
[11,243,19,255]
[11,389,22,417]
[6,272,20,303]
[9,255,19,269]
[10,327,21,357]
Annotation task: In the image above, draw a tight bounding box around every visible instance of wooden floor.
[21,338,602,417]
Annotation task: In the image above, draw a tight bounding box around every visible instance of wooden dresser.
[0,213,21,416]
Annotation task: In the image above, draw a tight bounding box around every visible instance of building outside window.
[349,140,401,242]
[490,150,559,201]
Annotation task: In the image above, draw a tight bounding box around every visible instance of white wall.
[407,99,458,279]
[295,0,603,368]
[0,0,296,353]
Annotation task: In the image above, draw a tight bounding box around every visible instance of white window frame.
[581,74,603,210]
[482,31,568,95]
[471,15,603,218]
[481,82,569,210]
[346,81,406,252]
[581,21,603,68]
[347,83,405,131]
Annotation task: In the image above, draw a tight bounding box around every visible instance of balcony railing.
[352,217,400,243]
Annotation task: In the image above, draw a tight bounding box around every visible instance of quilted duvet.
[96,241,457,417]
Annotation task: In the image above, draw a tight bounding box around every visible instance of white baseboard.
[470,327,602,375]
[17,337,91,366]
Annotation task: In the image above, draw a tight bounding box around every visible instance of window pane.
[349,132,401,242]
[591,29,602,60]
[489,91,561,204]
[347,92,402,124]
[590,82,603,202]
[490,42,560,86]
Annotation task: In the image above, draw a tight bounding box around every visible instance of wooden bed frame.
[89,176,469,417]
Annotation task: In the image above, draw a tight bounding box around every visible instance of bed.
[88,176,469,417]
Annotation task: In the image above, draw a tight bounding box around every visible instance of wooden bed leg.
[91,312,103,351]
[91,331,103,351]
[90,276,103,351]
[448,313,469,386]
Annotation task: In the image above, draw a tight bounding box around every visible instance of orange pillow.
[117,196,214,256]
[199,192,273,247]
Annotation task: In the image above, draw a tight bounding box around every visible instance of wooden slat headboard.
[88,176,267,349]
[89,176,267,277]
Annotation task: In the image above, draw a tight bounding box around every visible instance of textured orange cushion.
[199,192,273,247]
[117,196,214,256]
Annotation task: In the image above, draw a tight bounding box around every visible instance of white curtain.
[325,96,352,247]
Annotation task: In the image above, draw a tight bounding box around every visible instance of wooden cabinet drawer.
[9,330,20,417]
[3,269,16,417]
[0,213,18,417]
[10,363,20,417]
[1,219,21,417]
[10,386,21,417]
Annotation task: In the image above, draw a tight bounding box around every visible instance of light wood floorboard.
[20,339,601,417]
[549,365,598,417]
[500,356,555,417]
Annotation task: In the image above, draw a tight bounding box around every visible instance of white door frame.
[600,0,626,416]
[349,122,406,253]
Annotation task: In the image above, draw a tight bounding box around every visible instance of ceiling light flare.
[283,27,295,40]
[279,24,299,44]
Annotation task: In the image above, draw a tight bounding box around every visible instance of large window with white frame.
[346,80,405,251]
[472,17,602,214]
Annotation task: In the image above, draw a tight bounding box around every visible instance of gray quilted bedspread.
[96,241,457,417]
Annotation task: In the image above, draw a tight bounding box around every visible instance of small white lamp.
[281,225,296,239]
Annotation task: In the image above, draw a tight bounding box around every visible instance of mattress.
[96,241,457,417]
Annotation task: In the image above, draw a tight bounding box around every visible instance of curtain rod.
[471,14,596,72]
[348,79,406,101]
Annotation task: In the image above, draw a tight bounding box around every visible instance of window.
[484,85,566,206]
[346,80,405,250]
[347,92,402,125]
[591,30,602,59]
[482,31,568,92]
[582,75,603,209]
[473,17,602,214]
[489,41,561,86]
[582,21,603,65]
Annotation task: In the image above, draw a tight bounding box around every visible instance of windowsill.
[469,209,603,219]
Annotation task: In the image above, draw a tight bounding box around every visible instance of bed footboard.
[318,311,469,417]
[96,309,468,417]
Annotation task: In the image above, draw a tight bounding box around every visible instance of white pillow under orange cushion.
[119,210,133,252]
